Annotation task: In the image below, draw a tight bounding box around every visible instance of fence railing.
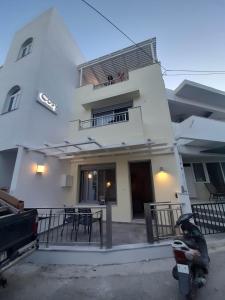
[144,202,182,243]
[79,111,129,130]
[36,204,113,249]
[192,202,225,235]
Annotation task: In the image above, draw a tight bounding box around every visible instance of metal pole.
[46,209,52,248]
[173,143,192,213]
[99,210,103,249]
[144,203,154,243]
[106,202,112,249]
[169,204,176,236]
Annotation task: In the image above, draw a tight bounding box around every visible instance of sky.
[0,0,225,90]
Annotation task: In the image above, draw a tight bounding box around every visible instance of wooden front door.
[130,161,154,218]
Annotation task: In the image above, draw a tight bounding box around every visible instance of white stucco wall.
[0,149,17,189]
[69,64,174,146]
[11,148,75,208]
[0,8,84,149]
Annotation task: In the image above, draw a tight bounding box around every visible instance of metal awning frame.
[26,139,171,160]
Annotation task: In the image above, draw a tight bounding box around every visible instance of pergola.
[25,138,171,160]
[78,38,157,87]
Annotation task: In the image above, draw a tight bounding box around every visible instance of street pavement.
[0,247,225,300]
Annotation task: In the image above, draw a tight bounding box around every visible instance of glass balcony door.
[80,165,116,204]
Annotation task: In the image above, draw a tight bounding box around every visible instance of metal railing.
[36,204,113,249]
[79,111,129,130]
[93,74,129,89]
[192,202,225,235]
[144,202,182,243]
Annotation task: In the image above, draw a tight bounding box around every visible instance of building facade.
[168,81,225,203]
[3,8,224,223]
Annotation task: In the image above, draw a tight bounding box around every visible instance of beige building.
[61,39,182,222]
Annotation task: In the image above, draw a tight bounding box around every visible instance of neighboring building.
[4,8,224,223]
[168,81,225,203]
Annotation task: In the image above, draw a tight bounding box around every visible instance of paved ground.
[1,245,225,300]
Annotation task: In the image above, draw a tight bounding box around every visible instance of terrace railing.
[144,202,182,243]
[36,203,113,249]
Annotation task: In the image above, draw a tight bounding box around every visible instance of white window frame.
[191,162,209,183]
[191,161,225,184]
[2,87,21,114]
[18,38,33,60]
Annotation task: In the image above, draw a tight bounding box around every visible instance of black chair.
[61,207,77,238]
[75,208,102,243]
[205,183,225,201]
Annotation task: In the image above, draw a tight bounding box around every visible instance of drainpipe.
[173,143,192,214]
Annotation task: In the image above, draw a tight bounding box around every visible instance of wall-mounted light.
[36,164,45,174]
[159,167,166,173]
[106,181,111,188]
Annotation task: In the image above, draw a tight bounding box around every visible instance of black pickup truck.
[0,192,38,287]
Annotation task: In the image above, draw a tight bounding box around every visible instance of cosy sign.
[37,92,57,113]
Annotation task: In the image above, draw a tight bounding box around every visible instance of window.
[206,163,225,189]
[192,163,207,182]
[2,86,21,114]
[18,38,33,60]
[80,164,116,204]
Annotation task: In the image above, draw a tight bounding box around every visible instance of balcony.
[79,111,129,130]
[173,116,225,149]
[76,76,140,110]
[69,107,144,145]
[76,38,156,109]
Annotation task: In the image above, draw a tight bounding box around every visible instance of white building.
[1,8,224,222]
[0,8,84,208]
[168,81,225,203]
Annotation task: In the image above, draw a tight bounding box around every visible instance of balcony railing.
[93,73,129,89]
[79,111,129,130]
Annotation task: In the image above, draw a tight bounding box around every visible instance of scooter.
[172,213,209,300]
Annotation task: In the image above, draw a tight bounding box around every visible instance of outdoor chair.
[61,207,77,238]
[205,183,225,201]
[75,208,102,243]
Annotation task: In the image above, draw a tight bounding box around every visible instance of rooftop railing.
[93,73,129,89]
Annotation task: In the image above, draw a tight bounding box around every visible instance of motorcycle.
[172,213,210,299]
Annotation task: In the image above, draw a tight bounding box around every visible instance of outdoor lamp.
[106,181,111,188]
[36,164,45,174]
[88,173,93,179]
[159,167,166,173]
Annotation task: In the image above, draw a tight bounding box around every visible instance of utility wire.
[165,72,225,76]
[80,0,224,78]
[80,0,167,72]
[166,69,225,73]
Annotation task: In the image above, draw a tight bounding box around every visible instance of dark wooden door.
[130,161,154,218]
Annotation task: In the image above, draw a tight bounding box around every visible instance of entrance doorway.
[129,161,154,219]
[183,164,197,199]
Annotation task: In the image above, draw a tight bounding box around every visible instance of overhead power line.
[165,72,225,76]
[80,0,167,72]
[166,69,225,73]
[80,0,225,78]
